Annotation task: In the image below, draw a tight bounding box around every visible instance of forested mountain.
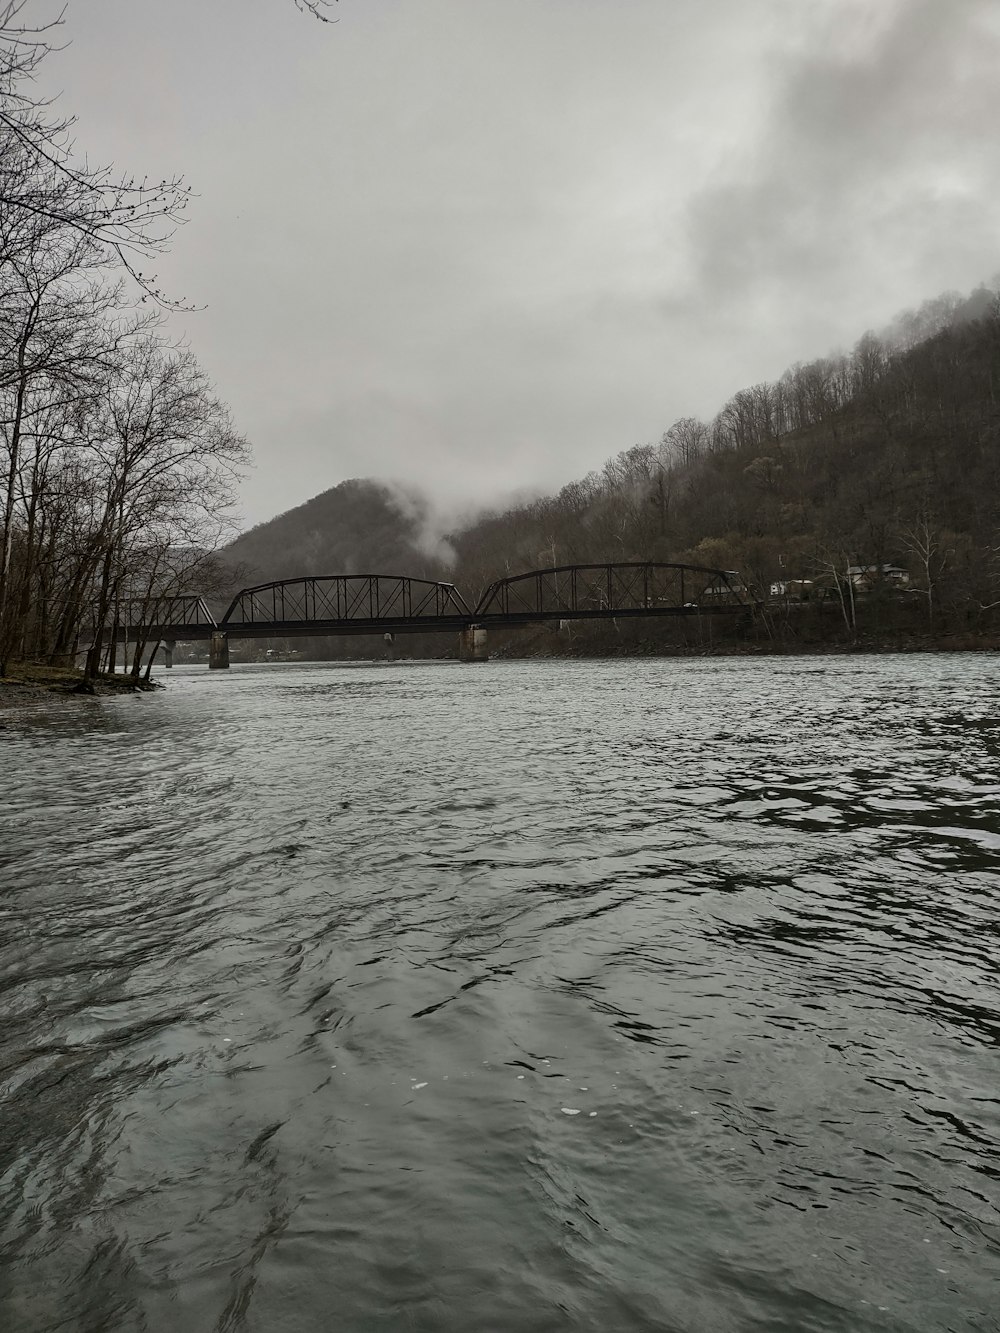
[222,281,1000,651]
[221,479,452,588]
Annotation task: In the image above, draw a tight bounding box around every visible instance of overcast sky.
[38,0,1000,528]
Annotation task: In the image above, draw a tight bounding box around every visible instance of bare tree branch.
[0,6,193,307]
[293,0,338,20]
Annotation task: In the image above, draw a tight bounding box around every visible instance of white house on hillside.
[847,564,910,589]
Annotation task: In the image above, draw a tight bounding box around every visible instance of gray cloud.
[680,0,1000,345]
[35,0,1000,526]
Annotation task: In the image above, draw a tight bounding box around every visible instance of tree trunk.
[143,641,161,681]
[85,539,117,682]
[0,360,31,672]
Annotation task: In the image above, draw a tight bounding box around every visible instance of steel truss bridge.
[115,563,749,644]
[98,562,752,666]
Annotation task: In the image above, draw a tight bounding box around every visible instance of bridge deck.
[137,606,746,641]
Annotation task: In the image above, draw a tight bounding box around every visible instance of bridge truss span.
[474,562,748,621]
[83,594,218,643]
[221,574,473,635]
[106,563,751,660]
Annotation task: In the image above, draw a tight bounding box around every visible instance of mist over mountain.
[222,479,456,588]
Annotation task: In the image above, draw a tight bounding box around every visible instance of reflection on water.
[1,655,999,1332]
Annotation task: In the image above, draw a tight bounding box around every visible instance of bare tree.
[80,337,249,681]
[660,417,708,468]
[294,0,338,18]
[0,4,193,306]
[899,510,950,628]
[0,237,135,669]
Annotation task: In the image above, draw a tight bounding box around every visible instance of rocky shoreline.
[0,664,163,709]
[482,616,1000,661]
[491,635,1000,660]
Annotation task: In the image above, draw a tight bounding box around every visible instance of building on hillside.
[846,564,910,589]
[704,571,749,600]
[770,579,814,599]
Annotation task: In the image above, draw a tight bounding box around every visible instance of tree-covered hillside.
[451,283,1000,643]
[222,479,452,588]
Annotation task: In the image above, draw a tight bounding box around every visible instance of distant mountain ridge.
[222,478,452,588]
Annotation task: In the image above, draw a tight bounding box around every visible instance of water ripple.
[2,655,999,1331]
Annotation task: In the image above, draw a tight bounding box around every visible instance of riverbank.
[485,618,1000,660]
[0,661,163,708]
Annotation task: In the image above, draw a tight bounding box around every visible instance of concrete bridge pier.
[164,640,175,669]
[209,632,230,670]
[459,626,488,662]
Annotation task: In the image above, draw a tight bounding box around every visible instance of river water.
[1,655,999,1332]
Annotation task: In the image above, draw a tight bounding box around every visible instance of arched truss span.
[474,562,748,620]
[221,574,472,629]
